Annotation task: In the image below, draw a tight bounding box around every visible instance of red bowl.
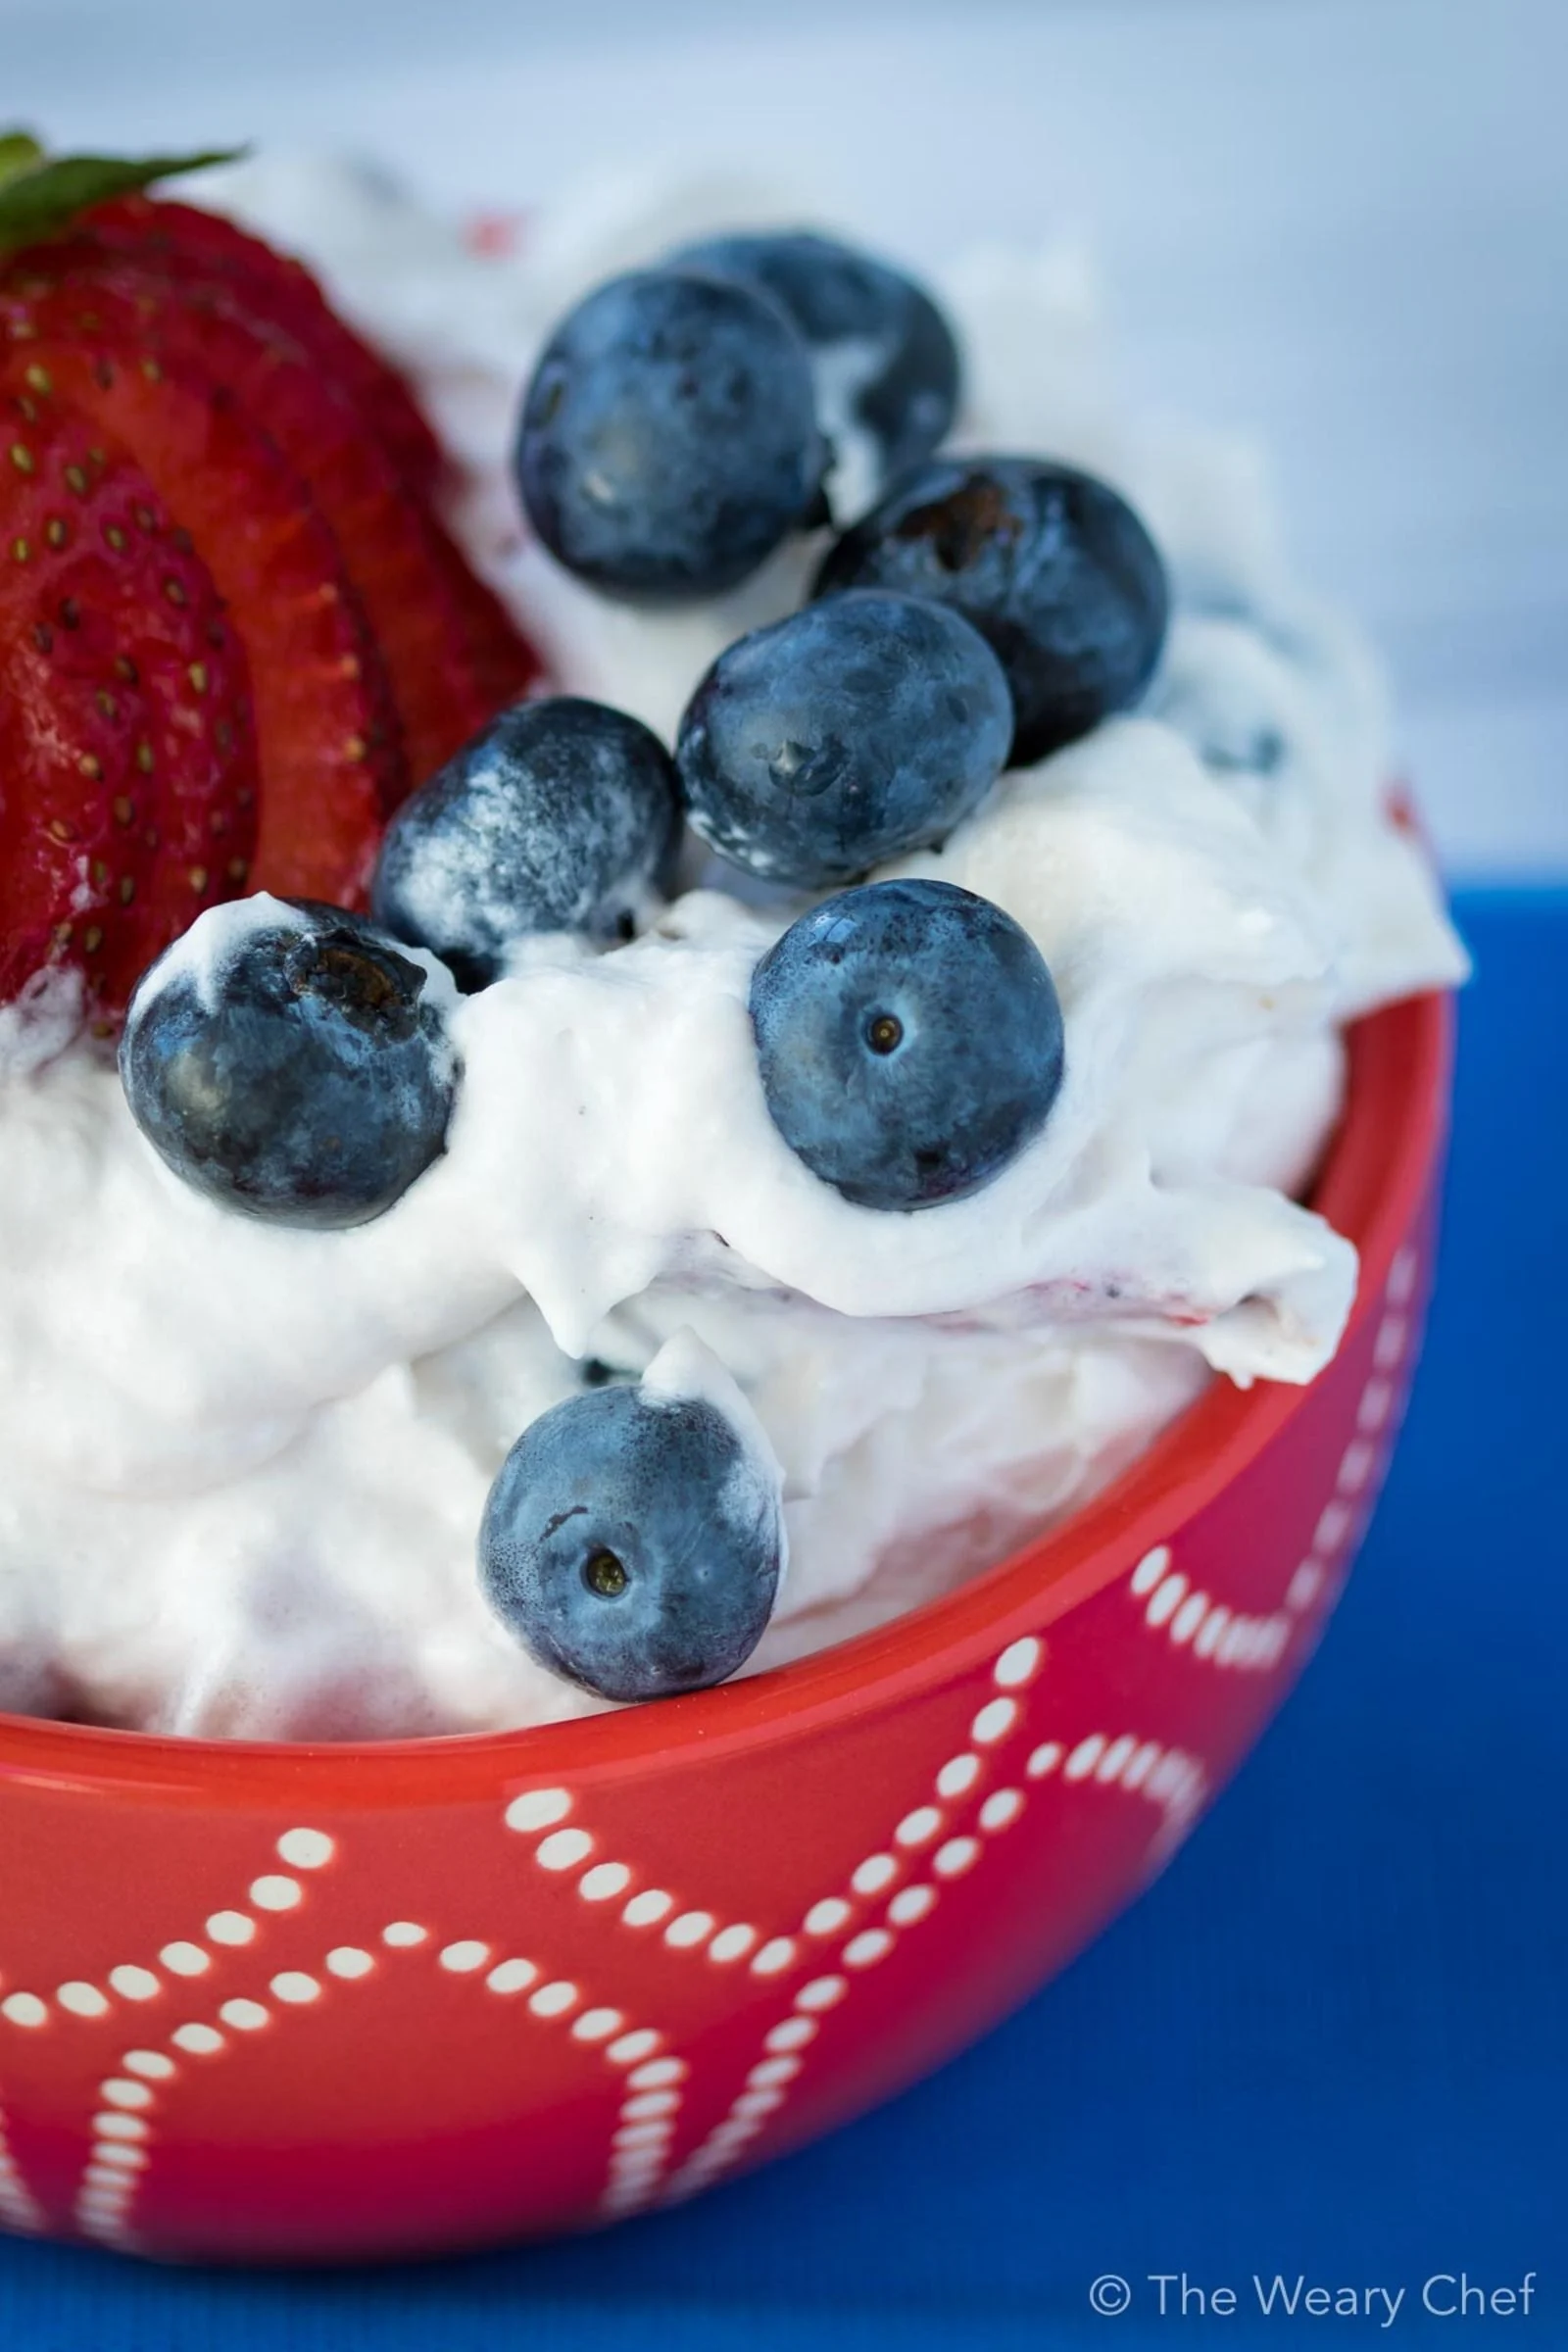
[0,983,1452,2265]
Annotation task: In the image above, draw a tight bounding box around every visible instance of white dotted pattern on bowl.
[40,1859,665,2249]
[1126,1253,1413,1673]
[0,1257,1413,2247]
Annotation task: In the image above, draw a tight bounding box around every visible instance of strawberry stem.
[0,134,247,252]
[0,131,46,187]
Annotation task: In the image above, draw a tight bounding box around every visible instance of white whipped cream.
[0,157,1467,1739]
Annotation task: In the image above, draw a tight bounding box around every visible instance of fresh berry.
[0,272,404,901]
[13,248,511,788]
[750,878,1064,1210]
[371,696,682,987]
[478,1381,783,1701]
[671,229,959,517]
[0,382,260,1016]
[1147,622,1298,787]
[120,898,458,1228]
[420,523,541,720]
[138,207,541,715]
[814,457,1169,764]
[514,270,827,600]
[675,590,1012,888]
[79,194,444,499]
[61,191,543,735]
[0,142,546,1023]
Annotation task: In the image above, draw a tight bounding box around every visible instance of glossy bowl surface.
[0,984,1451,2264]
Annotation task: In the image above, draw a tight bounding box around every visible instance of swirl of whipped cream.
[0,156,1466,1737]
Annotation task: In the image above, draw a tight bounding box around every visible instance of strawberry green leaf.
[0,144,247,252]
[0,131,46,188]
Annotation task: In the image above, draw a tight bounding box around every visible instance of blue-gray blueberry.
[479,1382,782,1701]
[670,228,960,515]
[675,589,1012,889]
[815,456,1169,763]
[119,901,457,1228]
[370,697,683,986]
[514,270,827,601]
[749,877,1065,1210]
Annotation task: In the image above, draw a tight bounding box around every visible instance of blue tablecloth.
[2,890,1562,2347]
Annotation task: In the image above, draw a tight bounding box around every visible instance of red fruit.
[8,230,545,780]
[0,272,405,901]
[0,382,261,1016]
[139,262,529,781]
[1,167,548,986]
[425,525,542,720]
[11,248,502,785]
[81,193,444,500]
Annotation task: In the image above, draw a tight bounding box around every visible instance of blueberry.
[750,878,1064,1210]
[670,230,960,516]
[675,590,1012,889]
[514,270,827,601]
[1152,669,1288,779]
[370,697,682,986]
[1146,620,1315,795]
[120,900,457,1229]
[814,457,1169,764]
[479,1383,782,1701]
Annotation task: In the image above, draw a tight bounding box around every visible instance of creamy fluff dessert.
[0,150,1465,1740]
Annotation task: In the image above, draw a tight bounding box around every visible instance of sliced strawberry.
[7,243,544,786]
[0,382,261,1015]
[56,255,514,783]
[424,523,543,719]
[78,194,444,499]
[1,273,406,901]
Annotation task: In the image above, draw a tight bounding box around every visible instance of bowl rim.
[0,985,1453,1803]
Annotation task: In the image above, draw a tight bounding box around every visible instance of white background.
[7,0,1564,877]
